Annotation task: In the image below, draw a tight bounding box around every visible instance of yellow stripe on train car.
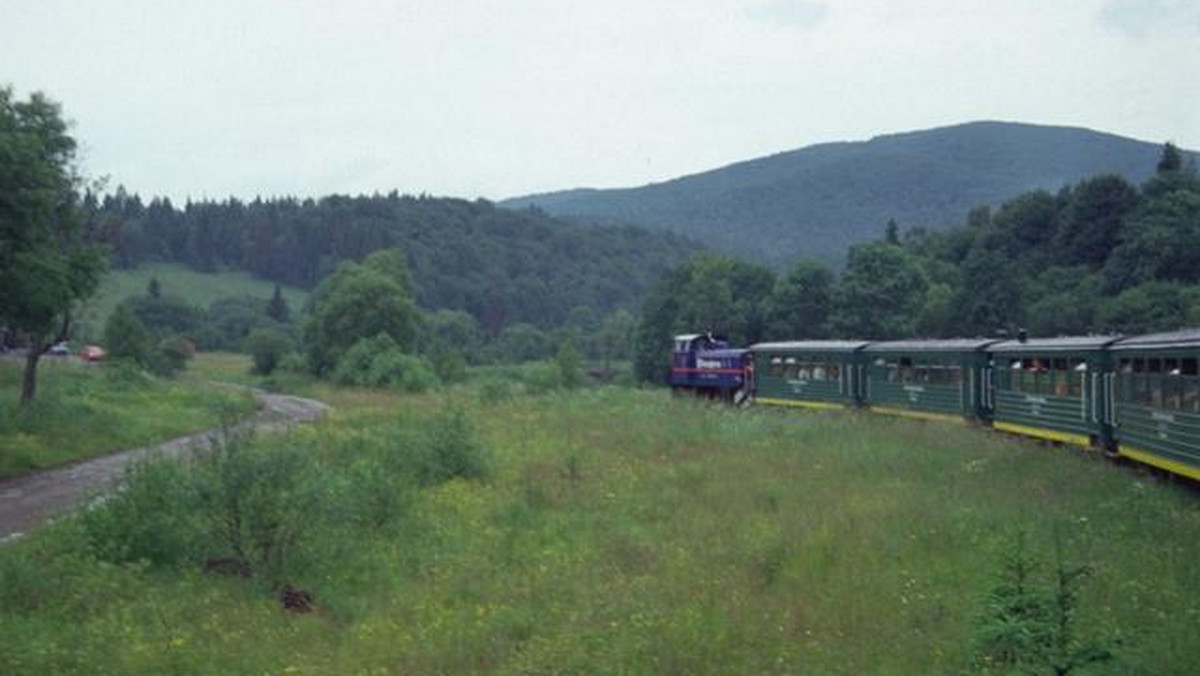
[869,406,966,425]
[755,397,846,411]
[993,421,1091,448]
[1118,445,1200,482]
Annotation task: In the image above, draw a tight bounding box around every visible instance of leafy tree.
[0,88,106,403]
[147,277,161,299]
[304,249,421,375]
[202,295,276,351]
[149,337,190,378]
[765,258,833,339]
[245,327,293,375]
[1096,282,1197,334]
[266,283,290,323]
[829,242,929,339]
[103,304,151,366]
[491,322,552,363]
[123,293,204,342]
[1053,174,1139,268]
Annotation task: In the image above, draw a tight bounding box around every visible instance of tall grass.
[0,359,254,479]
[2,386,1199,674]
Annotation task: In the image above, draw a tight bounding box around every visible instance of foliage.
[0,357,253,479]
[765,257,834,338]
[331,333,439,393]
[0,87,106,403]
[95,191,699,334]
[266,283,290,323]
[555,339,584,389]
[304,249,422,375]
[244,327,293,376]
[102,304,151,366]
[974,533,1119,675]
[829,242,929,339]
[148,336,191,378]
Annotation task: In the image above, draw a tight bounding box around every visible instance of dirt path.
[0,389,330,543]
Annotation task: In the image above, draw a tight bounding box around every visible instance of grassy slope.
[73,263,309,342]
[2,362,1199,673]
[0,358,255,479]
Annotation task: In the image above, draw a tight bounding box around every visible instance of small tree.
[0,88,106,404]
[556,338,584,389]
[975,532,1120,675]
[147,277,161,299]
[245,327,293,376]
[267,283,290,323]
[104,304,152,366]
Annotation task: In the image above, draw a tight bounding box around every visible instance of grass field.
[2,363,1199,674]
[73,263,309,342]
[0,358,255,479]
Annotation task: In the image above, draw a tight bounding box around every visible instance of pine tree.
[267,283,290,323]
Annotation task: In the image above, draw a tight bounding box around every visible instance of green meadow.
[2,358,1199,674]
[72,263,309,342]
[0,358,255,479]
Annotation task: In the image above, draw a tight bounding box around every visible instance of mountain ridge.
[501,121,1195,266]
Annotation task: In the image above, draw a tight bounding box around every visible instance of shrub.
[478,378,513,404]
[81,459,204,566]
[245,327,294,375]
[333,333,439,393]
[556,339,584,389]
[191,430,323,583]
[103,304,151,366]
[520,362,561,395]
[148,336,191,377]
[417,408,487,485]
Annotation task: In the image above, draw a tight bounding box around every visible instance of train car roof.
[1111,328,1200,350]
[750,340,870,352]
[989,335,1121,352]
[863,338,1001,352]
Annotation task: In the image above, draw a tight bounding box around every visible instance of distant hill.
[502,121,1195,267]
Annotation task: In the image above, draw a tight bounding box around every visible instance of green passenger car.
[750,341,868,410]
[1109,329,1200,481]
[988,336,1119,449]
[862,339,999,422]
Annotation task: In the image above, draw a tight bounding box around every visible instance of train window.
[1119,359,1132,374]
[829,364,840,381]
[1184,358,1199,376]
[1066,360,1083,397]
[769,357,783,377]
[812,364,826,381]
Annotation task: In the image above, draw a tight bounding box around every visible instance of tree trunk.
[20,338,43,405]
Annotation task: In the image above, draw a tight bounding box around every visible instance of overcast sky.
[2,0,1197,203]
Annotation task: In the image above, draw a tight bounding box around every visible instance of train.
[668,329,1200,482]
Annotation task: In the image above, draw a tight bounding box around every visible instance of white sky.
[2,0,1197,202]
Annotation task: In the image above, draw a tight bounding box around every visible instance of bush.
[478,379,513,404]
[245,327,294,376]
[520,362,561,395]
[333,333,439,393]
[191,430,323,583]
[149,336,191,377]
[417,408,487,485]
[103,304,151,366]
[81,460,204,566]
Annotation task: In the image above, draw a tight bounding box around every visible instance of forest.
[89,190,699,335]
[633,144,1200,381]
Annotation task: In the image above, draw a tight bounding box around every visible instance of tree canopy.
[0,87,106,403]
